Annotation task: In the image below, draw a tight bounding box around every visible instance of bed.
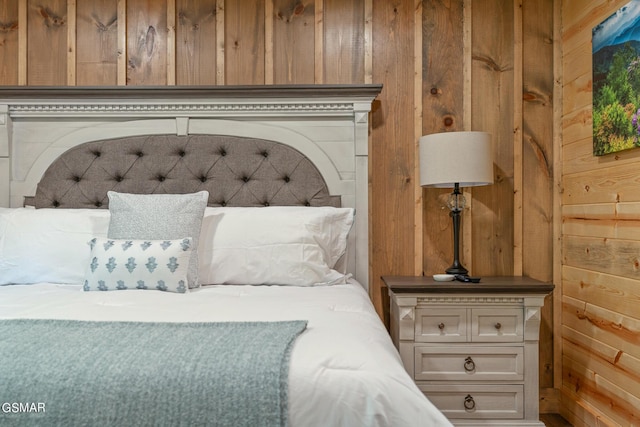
[0,86,452,427]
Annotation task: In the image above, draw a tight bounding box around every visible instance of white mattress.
[0,281,452,427]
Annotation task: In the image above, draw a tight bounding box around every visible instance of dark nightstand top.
[382,275,555,294]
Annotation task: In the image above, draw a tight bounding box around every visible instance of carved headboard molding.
[0,84,382,288]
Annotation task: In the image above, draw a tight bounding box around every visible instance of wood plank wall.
[0,0,559,412]
[562,1,640,425]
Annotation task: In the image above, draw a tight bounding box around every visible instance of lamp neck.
[450,183,463,213]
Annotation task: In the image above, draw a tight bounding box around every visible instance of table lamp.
[419,131,493,275]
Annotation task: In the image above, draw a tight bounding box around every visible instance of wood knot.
[293,3,305,15]
[443,116,454,127]
[430,87,438,95]
[38,6,66,27]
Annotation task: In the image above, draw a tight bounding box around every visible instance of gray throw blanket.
[0,318,307,427]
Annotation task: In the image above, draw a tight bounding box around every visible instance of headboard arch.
[33,134,340,209]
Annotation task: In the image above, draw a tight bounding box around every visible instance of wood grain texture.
[225,0,265,85]
[513,0,523,277]
[313,0,321,83]
[563,266,640,324]
[126,0,167,85]
[563,162,640,205]
[76,0,118,85]
[522,0,554,391]
[175,0,216,85]
[66,0,76,85]
[562,295,640,374]
[323,0,365,84]
[215,0,223,84]
[470,0,514,276]
[116,0,125,85]
[272,0,315,84]
[369,0,416,321]
[562,353,635,427]
[0,0,19,85]
[522,0,553,282]
[27,0,67,85]
[563,235,640,281]
[18,0,26,85]
[166,0,175,85]
[363,0,371,84]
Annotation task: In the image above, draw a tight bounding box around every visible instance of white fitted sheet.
[0,281,451,427]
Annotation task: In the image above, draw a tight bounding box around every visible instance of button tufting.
[115,176,123,182]
[220,149,227,156]
[262,151,269,158]
[52,200,60,207]
[93,151,101,158]
[283,176,290,183]
[200,176,207,183]
[95,201,102,207]
[136,151,144,157]
[264,202,270,207]
[304,201,311,206]
[179,150,186,157]
[73,176,81,182]
[221,201,227,207]
[158,176,166,182]
[242,176,249,183]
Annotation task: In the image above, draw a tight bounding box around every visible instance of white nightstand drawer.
[472,308,523,342]
[414,346,524,381]
[415,308,467,342]
[418,384,524,420]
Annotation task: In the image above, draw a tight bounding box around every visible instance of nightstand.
[383,275,554,426]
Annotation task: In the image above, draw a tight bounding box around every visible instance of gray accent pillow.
[107,191,209,288]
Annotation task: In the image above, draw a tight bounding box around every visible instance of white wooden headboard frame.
[0,85,382,289]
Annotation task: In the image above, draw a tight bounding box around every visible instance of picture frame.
[592,0,640,156]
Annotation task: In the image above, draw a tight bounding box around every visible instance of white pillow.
[107,191,209,289]
[83,237,192,293]
[198,206,354,286]
[0,208,110,285]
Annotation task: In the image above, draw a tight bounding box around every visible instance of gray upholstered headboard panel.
[33,134,340,209]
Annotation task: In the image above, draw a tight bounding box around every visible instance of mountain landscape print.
[592,0,640,155]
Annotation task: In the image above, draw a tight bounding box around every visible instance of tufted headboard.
[0,85,381,288]
[33,134,339,209]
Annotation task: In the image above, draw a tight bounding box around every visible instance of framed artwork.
[592,0,640,156]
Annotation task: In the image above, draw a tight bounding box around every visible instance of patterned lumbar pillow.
[83,237,192,293]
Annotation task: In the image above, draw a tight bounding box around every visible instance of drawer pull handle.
[438,322,445,330]
[464,394,476,411]
[464,356,475,372]
[495,322,502,330]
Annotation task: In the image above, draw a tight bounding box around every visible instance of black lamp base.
[445,264,468,275]
[446,183,468,277]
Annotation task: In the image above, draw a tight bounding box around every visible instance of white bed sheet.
[0,281,451,427]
